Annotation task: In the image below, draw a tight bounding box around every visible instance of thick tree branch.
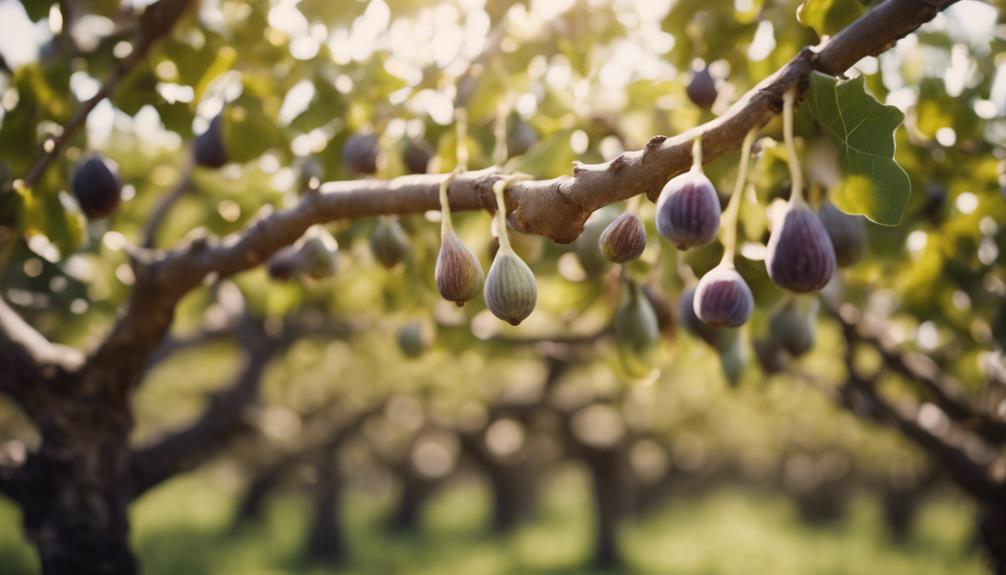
[83,0,956,388]
[0,298,82,399]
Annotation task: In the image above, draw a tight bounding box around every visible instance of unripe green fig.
[599,211,646,263]
[370,217,410,269]
[194,114,228,168]
[574,206,620,275]
[686,65,718,109]
[754,337,788,374]
[656,168,721,250]
[436,229,484,306]
[296,228,339,279]
[397,320,431,358]
[818,200,866,267]
[403,138,434,175]
[614,281,661,376]
[766,202,835,293]
[642,284,675,340]
[72,155,122,219]
[484,249,537,326]
[693,264,754,328]
[678,286,720,348]
[267,245,300,281]
[768,297,818,357]
[717,331,746,387]
[342,132,381,176]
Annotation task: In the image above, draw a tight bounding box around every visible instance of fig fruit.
[436,229,484,306]
[298,157,324,193]
[717,330,746,387]
[693,264,754,328]
[71,155,122,219]
[342,132,380,176]
[768,297,818,357]
[599,211,646,263]
[766,203,835,293]
[686,66,717,109]
[655,169,721,250]
[507,116,538,158]
[754,337,788,374]
[643,284,675,340]
[267,245,300,281]
[194,114,228,169]
[403,138,434,175]
[818,200,866,267]
[484,249,537,326]
[574,206,620,275]
[296,227,339,279]
[370,217,410,269]
[678,286,720,348]
[614,280,662,376]
[397,320,430,358]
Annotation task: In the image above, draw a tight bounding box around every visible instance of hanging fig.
[599,211,646,263]
[403,138,434,175]
[693,264,754,328]
[370,217,410,269]
[507,115,538,158]
[574,206,620,275]
[614,280,662,376]
[717,330,746,387]
[678,286,720,348]
[766,203,836,293]
[342,132,381,176]
[768,297,818,357]
[267,245,300,281]
[72,155,122,219]
[655,148,721,250]
[686,65,718,109]
[296,227,339,279]
[485,177,538,325]
[397,320,431,358]
[436,229,484,306]
[194,114,228,169]
[754,337,788,374]
[818,200,866,267]
[642,284,675,339]
[298,157,324,193]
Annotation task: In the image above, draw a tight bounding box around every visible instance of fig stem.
[691,133,703,171]
[721,128,757,266]
[439,168,460,237]
[455,108,469,171]
[626,193,642,215]
[783,88,804,205]
[491,174,531,255]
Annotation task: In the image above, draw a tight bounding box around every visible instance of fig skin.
[342,133,381,176]
[717,330,746,387]
[403,138,434,175]
[72,155,122,219]
[397,321,430,358]
[599,212,646,263]
[693,264,754,328]
[194,115,228,169]
[614,281,662,376]
[296,230,339,279]
[507,116,538,158]
[678,286,720,348]
[768,298,818,356]
[435,230,484,306]
[754,337,789,374]
[766,203,836,293]
[655,169,721,250]
[818,200,866,267]
[370,217,410,269]
[484,250,537,326]
[574,206,620,275]
[266,246,300,281]
[686,66,718,109]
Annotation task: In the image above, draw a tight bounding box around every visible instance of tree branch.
[0,298,82,400]
[141,152,194,248]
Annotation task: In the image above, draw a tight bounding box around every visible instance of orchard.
[0,0,1005,574]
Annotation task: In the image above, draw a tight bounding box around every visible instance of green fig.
[717,330,746,387]
[484,249,537,326]
[397,320,431,358]
[370,216,410,268]
[436,229,484,306]
[296,227,339,279]
[768,297,818,357]
[614,280,662,377]
[753,337,788,374]
[574,206,620,275]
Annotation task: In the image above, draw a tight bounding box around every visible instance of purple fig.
[766,203,836,293]
[818,200,866,267]
[267,245,300,281]
[71,155,122,219]
[436,229,484,306]
[655,169,721,250]
[370,217,410,268]
[693,264,754,328]
[194,114,228,169]
[574,206,620,275]
[599,211,646,263]
[403,138,434,175]
[686,66,718,109]
[678,286,720,348]
[342,132,381,176]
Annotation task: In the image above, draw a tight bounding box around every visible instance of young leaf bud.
[599,211,646,263]
[72,155,122,219]
[370,217,410,269]
[436,229,484,306]
[194,114,228,169]
[766,203,836,293]
[484,250,537,326]
[693,264,754,328]
[655,169,721,250]
[818,200,866,267]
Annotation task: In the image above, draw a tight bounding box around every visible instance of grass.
[0,466,986,574]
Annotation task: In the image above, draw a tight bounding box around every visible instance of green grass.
[0,467,986,574]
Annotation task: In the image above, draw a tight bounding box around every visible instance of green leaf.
[807,72,910,226]
[797,0,865,37]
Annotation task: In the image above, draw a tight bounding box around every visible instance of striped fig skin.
[678,287,720,347]
[484,251,538,326]
[693,265,754,328]
[818,200,866,267]
[655,169,721,250]
[766,204,836,293]
[435,231,484,306]
[599,212,646,263]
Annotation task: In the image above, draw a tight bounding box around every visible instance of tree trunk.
[18,425,136,575]
[305,449,345,564]
[487,460,534,533]
[584,448,624,569]
[386,469,433,533]
[978,507,1006,575]
[231,464,286,530]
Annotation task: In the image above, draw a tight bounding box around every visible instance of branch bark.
[0,298,82,407]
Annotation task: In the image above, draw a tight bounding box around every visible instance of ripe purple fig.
[655,169,721,250]
[818,200,866,267]
[72,155,122,219]
[403,138,434,175]
[436,229,484,306]
[599,211,646,263]
[678,286,720,348]
[686,66,718,109]
[370,217,410,268]
[766,203,836,293]
[342,132,381,176]
[194,114,228,169]
[574,206,620,275]
[484,249,537,326]
[693,264,754,328]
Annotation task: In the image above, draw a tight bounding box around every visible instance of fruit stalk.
[691,133,703,171]
[720,128,757,266]
[783,88,804,205]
